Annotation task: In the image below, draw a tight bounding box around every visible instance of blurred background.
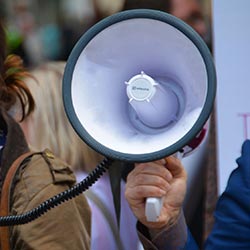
[0,0,212,68]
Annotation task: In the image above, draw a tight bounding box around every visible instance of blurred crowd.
[1,0,212,68]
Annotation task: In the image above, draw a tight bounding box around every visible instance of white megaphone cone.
[62,9,216,222]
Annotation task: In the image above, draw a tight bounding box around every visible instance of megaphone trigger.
[145,197,164,222]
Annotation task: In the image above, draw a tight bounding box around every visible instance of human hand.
[125,156,187,230]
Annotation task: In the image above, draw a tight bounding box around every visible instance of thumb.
[164,156,186,179]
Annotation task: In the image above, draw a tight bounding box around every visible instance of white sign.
[212,0,250,194]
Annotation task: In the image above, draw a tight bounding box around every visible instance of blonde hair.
[21,61,104,172]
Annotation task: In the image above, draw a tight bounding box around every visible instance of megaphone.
[63,9,216,221]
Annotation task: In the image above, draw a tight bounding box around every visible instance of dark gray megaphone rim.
[63,9,216,163]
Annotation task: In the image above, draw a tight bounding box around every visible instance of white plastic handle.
[145,197,163,222]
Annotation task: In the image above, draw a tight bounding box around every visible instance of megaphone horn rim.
[62,9,216,163]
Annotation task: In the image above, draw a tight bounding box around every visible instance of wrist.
[137,209,188,249]
[148,209,181,239]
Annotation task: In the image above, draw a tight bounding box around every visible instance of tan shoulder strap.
[0,151,35,250]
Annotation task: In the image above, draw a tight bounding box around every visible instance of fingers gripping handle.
[145,152,183,222]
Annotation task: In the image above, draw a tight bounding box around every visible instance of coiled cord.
[0,157,113,226]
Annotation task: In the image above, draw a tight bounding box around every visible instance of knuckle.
[136,186,145,197]
[135,175,145,184]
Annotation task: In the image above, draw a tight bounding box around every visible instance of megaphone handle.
[145,197,163,222]
[145,152,183,222]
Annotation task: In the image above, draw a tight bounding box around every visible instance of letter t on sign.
[238,113,250,139]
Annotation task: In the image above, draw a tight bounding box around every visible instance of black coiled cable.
[0,157,113,226]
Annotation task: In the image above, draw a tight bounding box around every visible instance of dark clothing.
[138,210,191,250]
[205,139,250,249]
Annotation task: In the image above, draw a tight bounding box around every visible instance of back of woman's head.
[21,61,104,173]
[0,19,34,120]
[92,0,171,22]
[123,0,171,12]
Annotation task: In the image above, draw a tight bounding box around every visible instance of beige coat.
[0,109,91,250]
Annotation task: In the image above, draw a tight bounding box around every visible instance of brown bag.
[0,151,35,250]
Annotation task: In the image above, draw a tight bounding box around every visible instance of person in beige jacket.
[0,18,91,250]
